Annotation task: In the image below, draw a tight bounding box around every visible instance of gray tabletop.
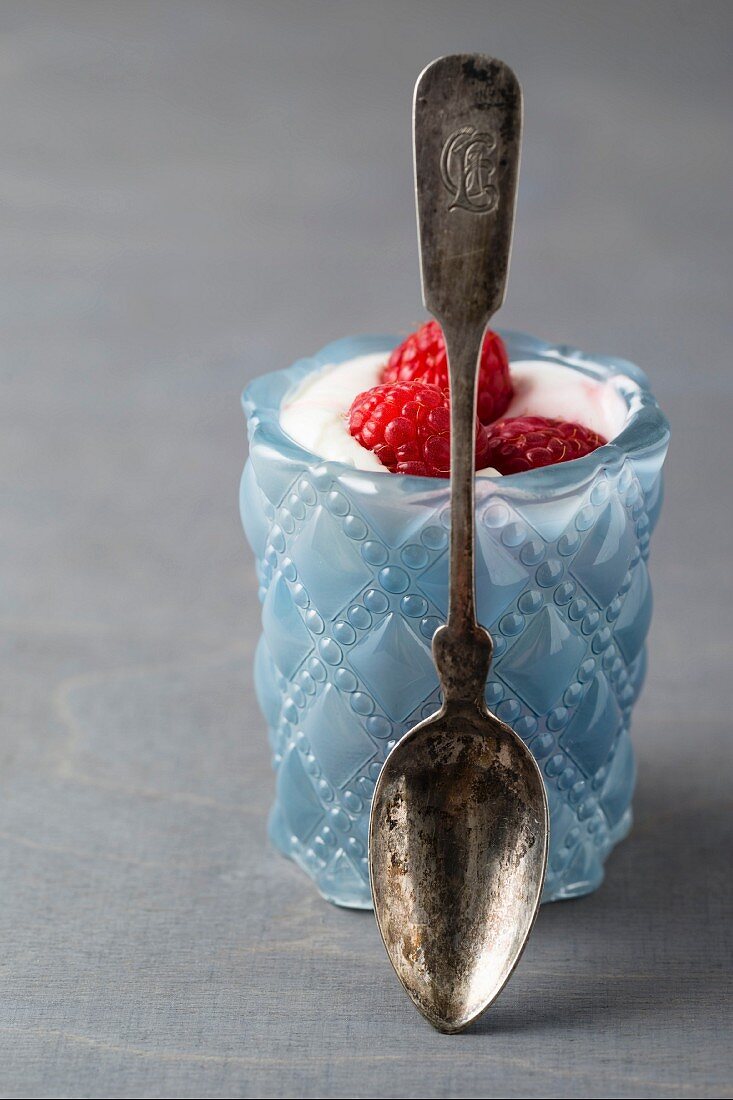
[1,3,731,1098]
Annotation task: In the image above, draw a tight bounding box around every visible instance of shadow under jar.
[240,331,670,908]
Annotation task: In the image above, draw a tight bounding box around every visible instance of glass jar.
[240,332,670,907]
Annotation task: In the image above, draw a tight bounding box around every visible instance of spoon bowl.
[370,660,548,1032]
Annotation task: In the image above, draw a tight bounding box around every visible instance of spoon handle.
[413,55,522,702]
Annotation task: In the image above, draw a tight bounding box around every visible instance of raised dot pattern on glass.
[241,332,670,908]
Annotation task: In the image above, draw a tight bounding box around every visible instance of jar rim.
[243,331,670,499]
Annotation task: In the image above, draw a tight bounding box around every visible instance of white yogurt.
[280,352,628,475]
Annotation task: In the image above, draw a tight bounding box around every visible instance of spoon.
[368,54,549,1034]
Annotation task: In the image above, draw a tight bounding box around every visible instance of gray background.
[1,2,731,1098]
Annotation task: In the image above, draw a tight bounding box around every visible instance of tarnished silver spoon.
[369,54,549,1034]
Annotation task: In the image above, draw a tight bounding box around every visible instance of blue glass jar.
[240,332,670,907]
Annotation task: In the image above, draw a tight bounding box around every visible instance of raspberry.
[484,416,606,475]
[347,380,492,478]
[382,319,513,424]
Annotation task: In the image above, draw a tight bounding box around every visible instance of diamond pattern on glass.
[512,491,583,543]
[501,605,587,713]
[249,437,298,506]
[254,636,282,728]
[340,473,442,548]
[319,849,367,903]
[561,841,604,896]
[240,460,271,558]
[546,786,578,852]
[560,672,622,775]
[276,744,325,841]
[261,571,313,678]
[418,529,527,627]
[614,561,652,663]
[598,728,635,827]
[291,505,372,618]
[348,612,438,721]
[644,472,664,532]
[301,684,376,788]
[570,497,635,606]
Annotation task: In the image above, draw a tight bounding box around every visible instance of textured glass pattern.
[240,332,670,908]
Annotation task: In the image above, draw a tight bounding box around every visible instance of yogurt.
[280,352,628,475]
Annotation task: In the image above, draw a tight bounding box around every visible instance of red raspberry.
[347,380,492,478]
[484,416,606,475]
[382,319,513,424]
